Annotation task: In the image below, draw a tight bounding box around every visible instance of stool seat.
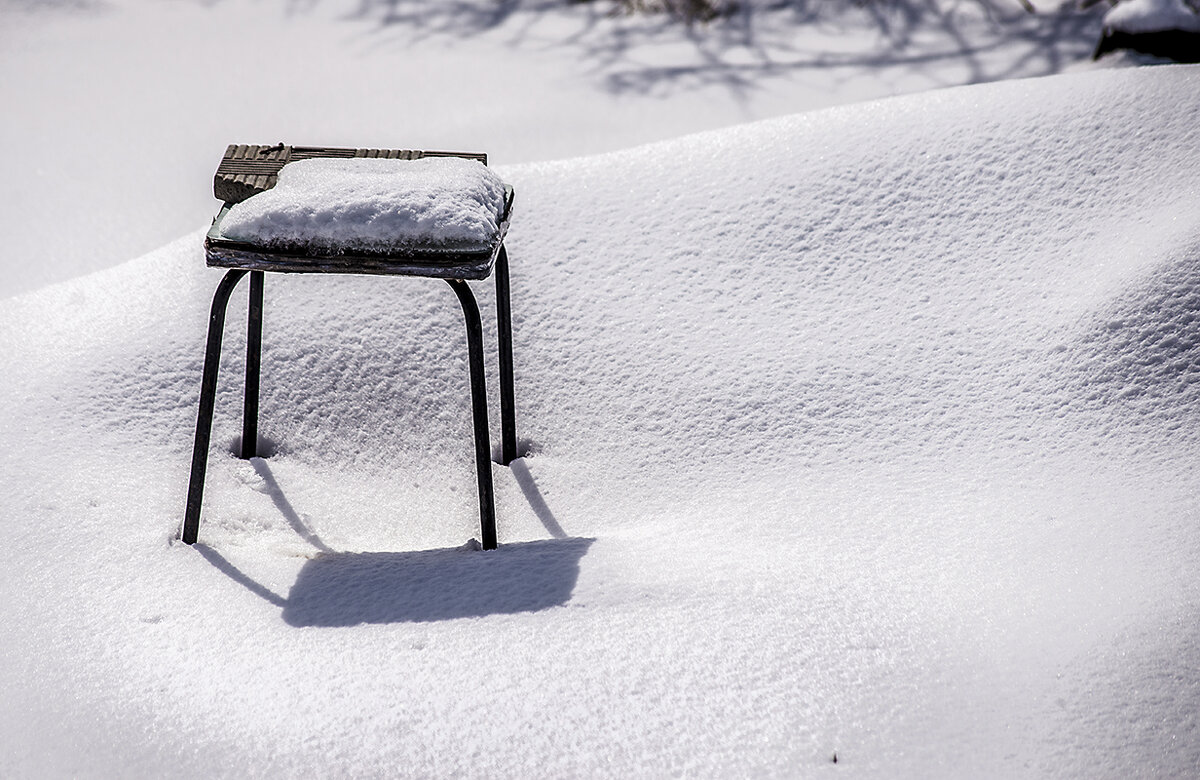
[205,155,515,280]
[182,144,519,550]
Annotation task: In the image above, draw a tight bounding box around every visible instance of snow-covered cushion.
[217,156,509,254]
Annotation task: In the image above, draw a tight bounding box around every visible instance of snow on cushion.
[218,156,509,254]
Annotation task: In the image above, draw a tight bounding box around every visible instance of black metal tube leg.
[242,271,264,460]
[447,279,498,550]
[494,246,518,465]
[182,269,250,545]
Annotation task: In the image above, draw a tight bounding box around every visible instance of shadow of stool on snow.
[281,537,594,626]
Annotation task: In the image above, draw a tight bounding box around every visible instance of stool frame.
[182,144,517,550]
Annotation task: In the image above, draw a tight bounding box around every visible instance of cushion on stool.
[205,156,513,280]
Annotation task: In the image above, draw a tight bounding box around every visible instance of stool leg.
[182,269,250,545]
[494,246,518,465]
[241,271,264,460]
[447,279,498,550]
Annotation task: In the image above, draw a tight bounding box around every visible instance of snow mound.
[218,157,509,253]
[3,65,1200,777]
[1103,0,1200,33]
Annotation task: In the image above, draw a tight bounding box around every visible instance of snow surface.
[0,0,1110,298]
[1103,0,1200,33]
[3,64,1200,777]
[219,158,509,253]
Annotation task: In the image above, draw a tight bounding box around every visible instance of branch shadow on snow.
[596,1,1104,96]
[175,0,1106,98]
[281,536,594,626]
[328,0,1105,98]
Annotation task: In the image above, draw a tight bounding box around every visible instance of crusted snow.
[219,157,509,253]
[2,65,1200,777]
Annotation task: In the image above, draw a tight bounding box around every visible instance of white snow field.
[0,0,1108,298]
[2,63,1199,776]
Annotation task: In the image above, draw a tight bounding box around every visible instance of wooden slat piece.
[214,143,291,204]
[214,144,490,205]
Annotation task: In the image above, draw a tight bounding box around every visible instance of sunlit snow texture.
[2,66,1199,777]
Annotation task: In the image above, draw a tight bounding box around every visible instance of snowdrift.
[2,65,1199,777]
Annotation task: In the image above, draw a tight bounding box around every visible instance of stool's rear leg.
[242,271,264,459]
[447,279,498,550]
[495,246,518,465]
[182,269,250,545]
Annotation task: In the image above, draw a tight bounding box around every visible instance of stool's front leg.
[182,269,250,545]
[447,279,498,550]
[494,245,518,465]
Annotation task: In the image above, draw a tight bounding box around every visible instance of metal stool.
[182,144,517,550]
